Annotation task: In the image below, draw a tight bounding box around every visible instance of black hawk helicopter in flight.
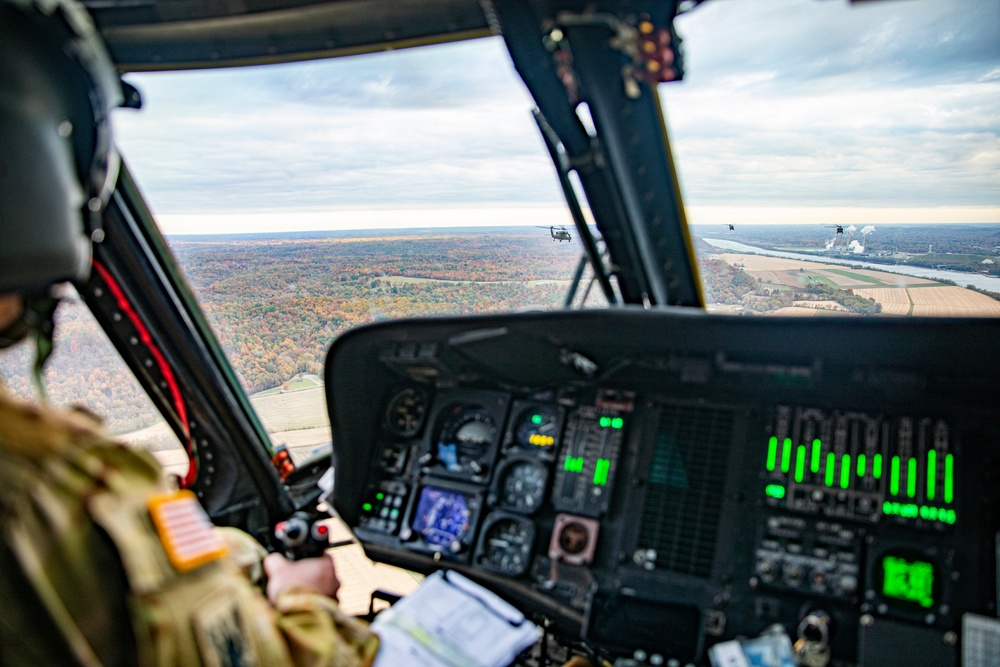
[538,225,572,242]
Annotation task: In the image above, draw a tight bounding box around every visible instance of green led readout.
[764,434,957,513]
[598,416,624,429]
[564,455,584,473]
[767,436,778,471]
[362,503,373,512]
[944,454,954,504]
[376,493,385,500]
[795,446,806,483]
[927,450,936,500]
[531,414,543,425]
[882,556,935,608]
[883,501,956,525]
[594,458,611,486]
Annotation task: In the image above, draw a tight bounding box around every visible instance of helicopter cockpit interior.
[3,0,998,665]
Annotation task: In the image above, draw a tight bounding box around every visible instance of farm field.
[852,288,912,315]
[719,254,938,289]
[717,252,999,317]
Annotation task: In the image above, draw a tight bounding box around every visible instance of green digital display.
[882,555,935,608]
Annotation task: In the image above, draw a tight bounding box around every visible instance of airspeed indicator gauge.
[385,388,428,437]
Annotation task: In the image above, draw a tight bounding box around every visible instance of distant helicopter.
[728,224,735,231]
[538,225,572,242]
[824,224,845,235]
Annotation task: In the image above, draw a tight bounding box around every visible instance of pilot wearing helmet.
[0,1,378,664]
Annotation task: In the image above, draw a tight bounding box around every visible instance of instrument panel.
[326,309,1000,665]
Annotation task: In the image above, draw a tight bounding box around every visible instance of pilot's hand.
[263,551,341,604]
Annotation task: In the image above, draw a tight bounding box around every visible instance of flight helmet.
[0,0,123,294]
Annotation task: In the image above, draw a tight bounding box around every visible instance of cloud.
[663,0,999,210]
[115,38,562,214]
[112,0,999,230]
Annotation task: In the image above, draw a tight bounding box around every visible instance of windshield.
[665,0,1000,316]
[106,36,615,463]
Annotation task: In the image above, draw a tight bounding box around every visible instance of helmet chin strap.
[30,295,59,400]
[0,291,61,400]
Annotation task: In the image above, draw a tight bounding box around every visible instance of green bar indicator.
[927,450,937,501]
[944,454,954,504]
[765,484,786,499]
[907,458,917,499]
[825,453,835,487]
[795,446,806,483]
[874,454,883,479]
[841,454,851,489]
[857,454,866,478]
[891,456,901,495]
[594,458,610,486]
[767,437,778,472]
[564,455,584,473]
[811,439,821,473]
[782,438,792,473]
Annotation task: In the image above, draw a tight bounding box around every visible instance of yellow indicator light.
[529,434,555,447]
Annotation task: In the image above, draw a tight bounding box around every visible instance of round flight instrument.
[496,459,548,514]
[385,388,428,437]
[436,405,497,472]
[477,514,535,576]
[514,405,559,450]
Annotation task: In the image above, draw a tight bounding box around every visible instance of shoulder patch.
[148,490,227,572]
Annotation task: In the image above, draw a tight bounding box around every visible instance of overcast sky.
[114,0,1000,234]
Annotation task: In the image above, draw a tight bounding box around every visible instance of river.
[702,238,1000,293]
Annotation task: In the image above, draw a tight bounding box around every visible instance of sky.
[113,0,1000,235]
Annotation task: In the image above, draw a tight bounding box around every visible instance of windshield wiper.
[533,109,619,307]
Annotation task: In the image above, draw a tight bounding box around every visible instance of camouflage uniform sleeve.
[273,588,380,667]
[215,525,381,667]
[0,389,379,667]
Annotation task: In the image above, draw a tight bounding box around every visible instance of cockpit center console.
[325,309,1000,666]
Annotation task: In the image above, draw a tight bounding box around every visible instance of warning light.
[271,444,296,482]
[315,524,329,536]
[529,434,555,447]
[633,15,681,83]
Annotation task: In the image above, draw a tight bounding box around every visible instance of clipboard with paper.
[371,570,541,667]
